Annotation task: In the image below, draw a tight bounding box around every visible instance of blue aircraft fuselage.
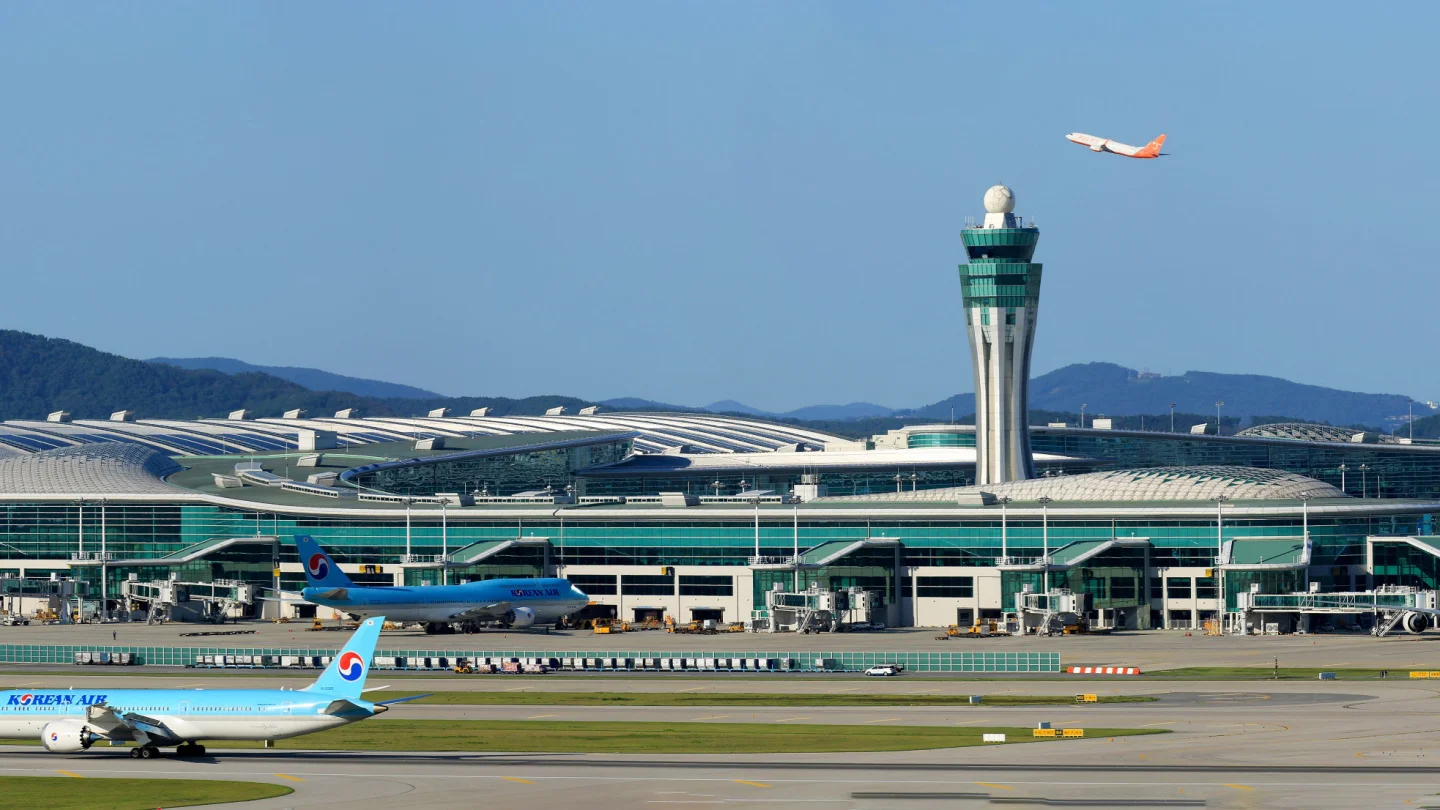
[302,577,588,625]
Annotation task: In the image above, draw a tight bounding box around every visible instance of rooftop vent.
[334,408,358,419]
[297,430,337,452]
[228,409,251,421]
[470,407,490,417]
[415,437,446,451]
[1047,422,1068,428]
[46,411,71,423]
[579,405,600,416]
[1091,418,1113,430]
[1189,423,1210,435]
[110,410,136,422]
[545,406,566,416]
[427,407,450,418]
[282,409,306,419]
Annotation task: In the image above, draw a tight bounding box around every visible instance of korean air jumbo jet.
[296,536,589,634]
[0,617,424,759]
[1066,132,1167,158]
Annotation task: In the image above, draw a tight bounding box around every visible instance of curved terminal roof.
[0,412,845,458]
[1235,422,1398,444]
[821,465,1347,503]
[0,443,184,495]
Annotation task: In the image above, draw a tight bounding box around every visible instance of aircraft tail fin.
[304,615,384,698]
[295,535,355,588]
[1139,134,1166,157]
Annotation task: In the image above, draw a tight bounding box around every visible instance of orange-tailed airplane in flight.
[1066,132,1167,159]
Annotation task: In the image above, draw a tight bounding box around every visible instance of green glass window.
[1166,577,1192,599]
[917,576,974,598]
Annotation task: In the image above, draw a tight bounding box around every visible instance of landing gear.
[424,622,455,635]
[131,745,160,759]
[175,742,207,757]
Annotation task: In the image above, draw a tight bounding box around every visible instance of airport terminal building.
[0,408,1435,631]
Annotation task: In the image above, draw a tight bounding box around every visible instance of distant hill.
[701,400,898,421]
[150,356,441,400]
[600,397,701,412]
[0,330,595,421]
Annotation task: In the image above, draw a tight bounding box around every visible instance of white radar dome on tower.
[983,185,1016,214]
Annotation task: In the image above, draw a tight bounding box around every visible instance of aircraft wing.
[87,703,180,744]
[446,602,510,622]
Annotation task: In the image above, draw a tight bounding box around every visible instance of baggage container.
[119,653,133,665]
[281,656,300,667]
[76,652,92,665]
[98,652,111,665]
[659,658,672,671]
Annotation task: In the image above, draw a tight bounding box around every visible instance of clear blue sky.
[1,3,1435,411]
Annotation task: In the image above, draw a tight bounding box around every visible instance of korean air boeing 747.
[1,617,424,758]
[296,536,589,634]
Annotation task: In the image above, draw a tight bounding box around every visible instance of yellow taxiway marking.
[975,782,1015,791]
[1223,783,1255,791]
[733,780,771,788]
[503,777,535,785]
[1140,721,1177,727]
[504,687,532,692]
[678,686,709,692]
[526,714,558,719]
[693,715,730,721]
[274,774,304,782]
[56,770,84,779]
[953,719,988,725]
[776,716,810,722]
[862,718,899,724]
[827,687,859,693]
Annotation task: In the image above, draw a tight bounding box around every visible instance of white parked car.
[865,664,902,677]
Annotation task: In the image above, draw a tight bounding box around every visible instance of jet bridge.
[1234,585,1440,636]
[120,579,256,624]
[1011,587,1093,636]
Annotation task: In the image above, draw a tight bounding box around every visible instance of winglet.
[1139,134,1167,158]
[304,615,383,698]
[294,535,355,589]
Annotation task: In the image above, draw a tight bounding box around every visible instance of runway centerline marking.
[733,780,771,788]
[503,776,536,785]
[55,770,84,778]
[975,782,1015,791]
[275,773,304,782]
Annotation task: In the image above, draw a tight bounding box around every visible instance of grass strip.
[395,691,1154,707]
[0,775,292,809]
[0,720,1164,754]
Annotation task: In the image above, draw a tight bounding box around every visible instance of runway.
[4,674,1440,807]
[4,747,1439,810]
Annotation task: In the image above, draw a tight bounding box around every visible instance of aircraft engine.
[507,606,537,628]
[41,719,99,753]
[1402,611,1429,634]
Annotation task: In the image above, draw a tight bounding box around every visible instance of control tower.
[959,185,1042,484]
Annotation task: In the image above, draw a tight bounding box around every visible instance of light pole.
[1038,496,1052,592]
[893,473,903,494]
[998,496,1012,562]
[1360,464,1370,499]
[1409,400,1415,442]
[1169,402,1177,433]
[1215,401,1225,436]
[909,472,918,492]
[1216,494,1229,623]
[1080,404,1087,429]
[1338,463,1348,494]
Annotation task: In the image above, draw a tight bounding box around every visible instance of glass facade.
[352,439,632,497]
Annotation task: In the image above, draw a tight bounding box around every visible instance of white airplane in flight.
[0,616,425,759]
[1066,132,1167,159]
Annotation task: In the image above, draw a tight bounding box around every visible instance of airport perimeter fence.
[0,644,1060,673]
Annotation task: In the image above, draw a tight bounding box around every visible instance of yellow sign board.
[1032,728,1058,738]
[1076,693,1099,703]
[1062,728,1086,738]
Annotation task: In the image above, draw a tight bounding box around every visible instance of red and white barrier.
[1068,666,1142,675]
